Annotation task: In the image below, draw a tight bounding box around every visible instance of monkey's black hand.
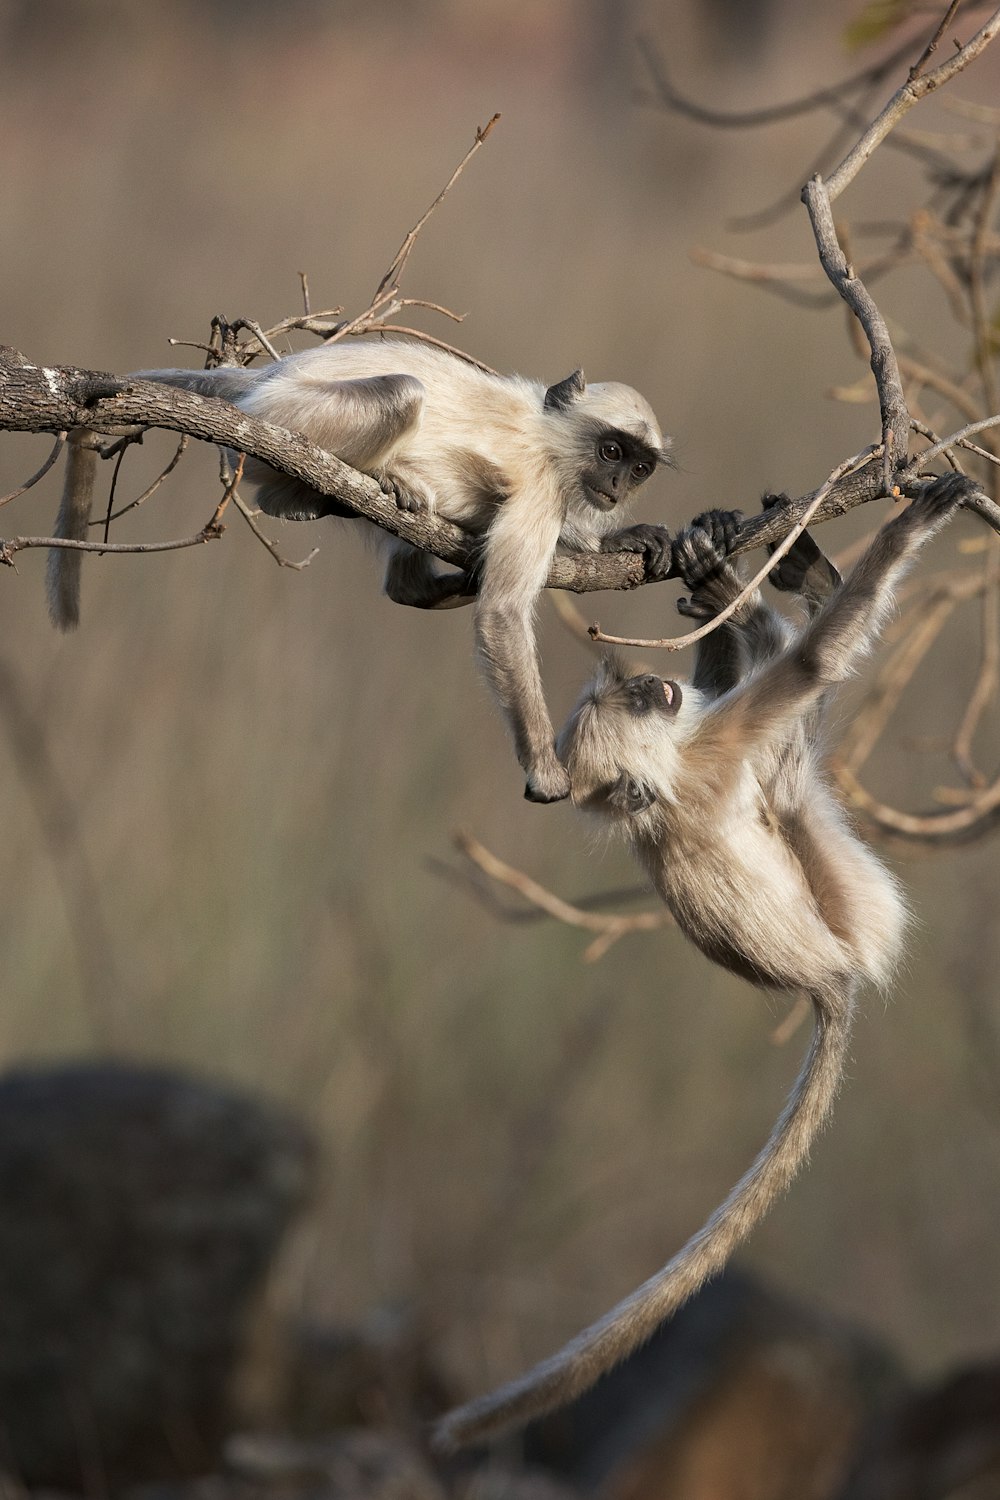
[762,494,841,602]
[524,761,571,803]
[600,523,673,581]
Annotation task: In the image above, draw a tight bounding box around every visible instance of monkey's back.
[243,339,549,522]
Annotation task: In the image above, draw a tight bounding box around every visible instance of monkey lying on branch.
[47,340,673,803]
[435,472,972,1449]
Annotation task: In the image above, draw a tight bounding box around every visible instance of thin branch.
[637,30,918,130]
[803,177,910,483]
[453,831,670,963]
[836,760,1000,842]
[908,0,965,80]
[969,145,1000,426]
[0,433,64,508]
[372,113,501,302]
[0,528,225,566]
[951,557,1000,784]
[105,435,190,522]
[206,450,243,530]
[825,6,1000,202]
[639,28,959,231]
[233,319,282,363]
[352,324,498,370]
[917,414,1000,465]
[231,491,320,571]
[900,356,989,430]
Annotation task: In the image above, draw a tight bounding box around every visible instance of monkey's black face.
[581,429,660,511]
[616,672,683,718]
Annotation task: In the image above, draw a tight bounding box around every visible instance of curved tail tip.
[429,1411,468,1454]
[46,559,81,631]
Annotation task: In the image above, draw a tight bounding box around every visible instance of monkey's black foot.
[424,572,477,610]
[601,523,673,581]
[675,595,714,620]
[70,374,126,406]
[690,509,743,558]
[375,470,429,514]
[673,510,742,591]
[906,472,975,526]
[524,759,571,803]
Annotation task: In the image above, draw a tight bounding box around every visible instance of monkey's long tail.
[132,367,262,402]
[47,435,100,630]
[433,983,855,1451]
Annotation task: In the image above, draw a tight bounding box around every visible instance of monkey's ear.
[544,369,586,411]
[607,771,656,815]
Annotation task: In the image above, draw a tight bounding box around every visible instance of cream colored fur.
[49,341,670,803]
[434,477,968,1448]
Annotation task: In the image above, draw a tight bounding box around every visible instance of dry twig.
[452,831,670,963]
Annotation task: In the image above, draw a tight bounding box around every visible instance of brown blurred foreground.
[0,1064,997,1500]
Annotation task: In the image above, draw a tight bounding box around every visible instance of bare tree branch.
[0,433,64,509]
[825,6,1000,201]
[451,831,670,963]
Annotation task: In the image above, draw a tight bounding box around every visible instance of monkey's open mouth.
[585,484,617,510]
[623,673,682,717]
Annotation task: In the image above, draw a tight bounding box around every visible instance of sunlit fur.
[434,477,969,1449]
[48,340,671,803]
[564,653,904,992]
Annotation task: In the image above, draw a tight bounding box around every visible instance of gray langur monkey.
[434,472,971,1449]
[46,340,673,803]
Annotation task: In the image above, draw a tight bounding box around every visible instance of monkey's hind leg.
[383,540,475,610]
[762,493,842,610]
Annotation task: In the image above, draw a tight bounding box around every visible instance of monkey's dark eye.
[632,461,653,481]
[598,440,623,464]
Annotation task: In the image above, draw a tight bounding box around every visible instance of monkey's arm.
[702,475,970,751]
[475,496,570,803]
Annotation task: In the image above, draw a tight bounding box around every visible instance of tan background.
[0,0,997,1394]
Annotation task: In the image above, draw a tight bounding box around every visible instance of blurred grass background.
[0,0,997,1399]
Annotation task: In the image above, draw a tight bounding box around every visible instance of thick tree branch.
[0,347,662,592]
[4,348,997,602]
